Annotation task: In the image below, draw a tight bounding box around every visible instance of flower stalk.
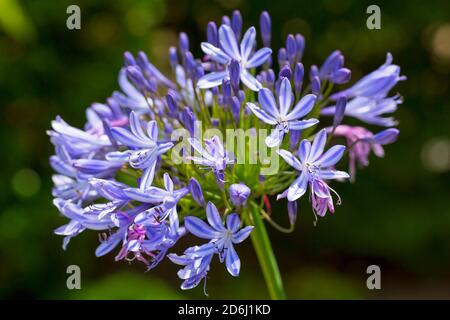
[243,205,286,300]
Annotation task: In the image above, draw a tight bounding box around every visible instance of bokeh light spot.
[421,138,450,173]
[431,23,450,61]
[11,168,41,198]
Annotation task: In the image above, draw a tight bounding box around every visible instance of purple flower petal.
[315,145,346,167]
[139,162,156,190]
[265,126,285,147]
[298,140,311,163]
[95,229,125,257]
[218,25,241,60]
[286,94,316,121]
[206,202,226,232]
[197,71,229,89]
[226,214,241,233]
[232,226,254,244]
[372,128,399,145]
[278,77,292,116]
[184,216,222,239]
[289,118,319,130]
[277,149,302,171]
[317,169,350,180]
[246,48,272,68]
[225,244,241,277]
[163,173,174,192]
[246,102,277,125]
[240,69,262,91]
[287,171,309,201]
[258,88,279,117]
[200,42,230,64]
[111,127,148,148]
[309,129,327,162]
[240,27,256,62]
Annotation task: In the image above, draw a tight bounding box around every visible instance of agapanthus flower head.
[48,9,404,296]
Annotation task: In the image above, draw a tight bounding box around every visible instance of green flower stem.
[243,204,286,300]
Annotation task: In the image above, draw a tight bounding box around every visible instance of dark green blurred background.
[1,0,449,299]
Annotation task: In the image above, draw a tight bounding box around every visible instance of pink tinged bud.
[311,180,334,217]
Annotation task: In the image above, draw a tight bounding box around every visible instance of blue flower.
[126,173,188,223]
[277,129,350,214]
[197,25,272,91]
[187,136,234,185]
[168,243,215,290]
[322,94,402,127]
[50,145,97,204]
[48,116,111,158]
[112,69,154,115]
[53,198,116,250]
[107,111,173,189]
[331,53,406,100]
[115,206,185,269]
[246,78,319,147]
[169,202,253,290]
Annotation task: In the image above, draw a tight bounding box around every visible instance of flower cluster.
[48,10,404,294]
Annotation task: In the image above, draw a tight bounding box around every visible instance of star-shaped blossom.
[169,202,253,290]
[125,173,188,223]
[107,111,173,189]
[322,95,402,127]
[330,53,406,100]
[277,129,350,216]
[247,78,319,147]
[197,25,272,91]
[187,136,234,185]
